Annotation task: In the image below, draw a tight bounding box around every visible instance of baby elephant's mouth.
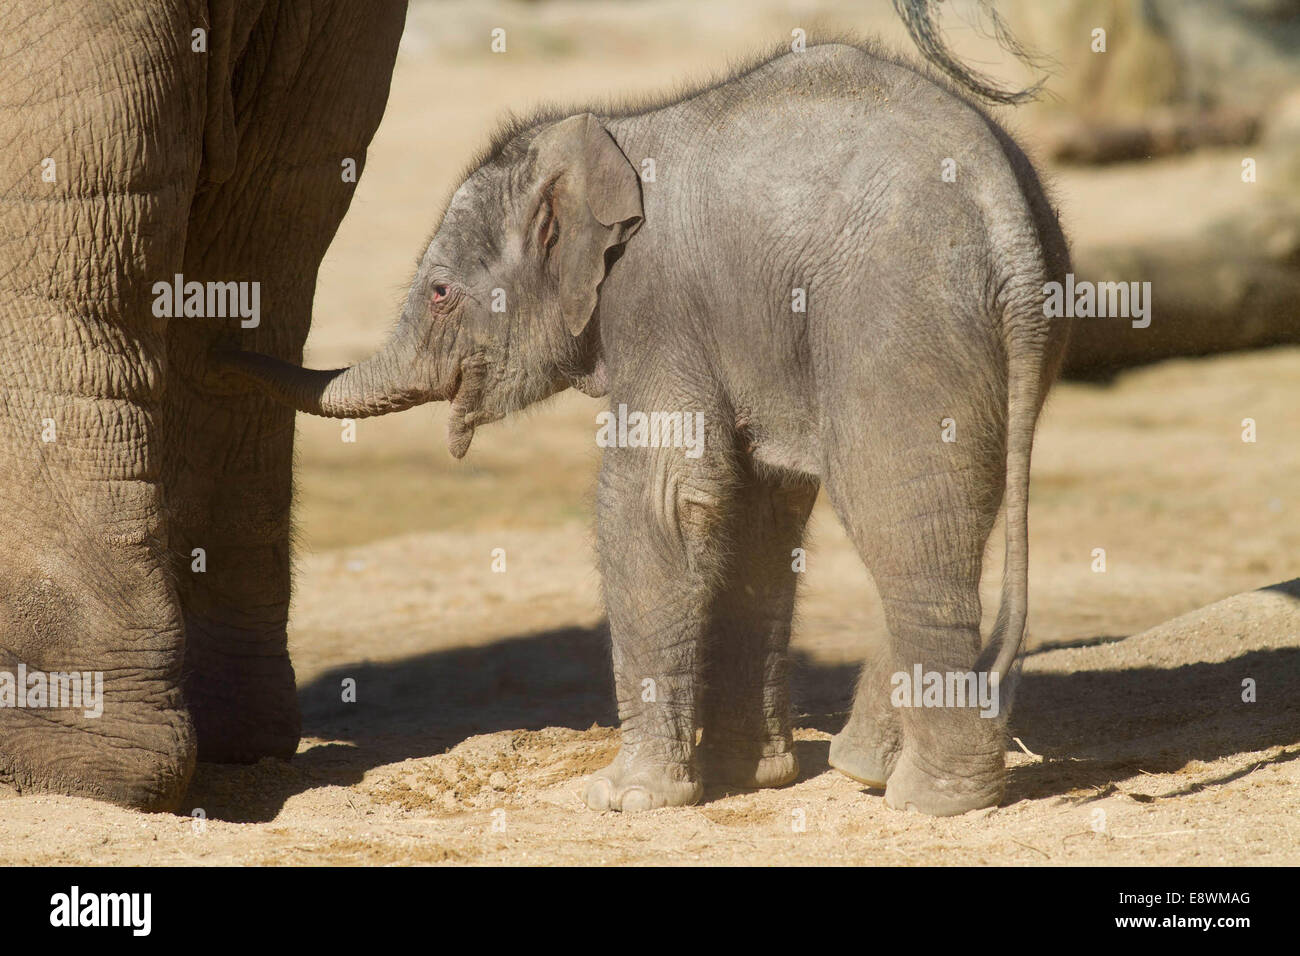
[445,359,488,459]
[442,366,464,405]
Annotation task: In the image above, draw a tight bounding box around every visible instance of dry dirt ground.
[2,0,1297,865]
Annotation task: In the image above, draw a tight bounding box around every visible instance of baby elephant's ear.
[533,113,643,335]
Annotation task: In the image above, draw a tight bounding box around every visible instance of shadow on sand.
[186,585,1300,820]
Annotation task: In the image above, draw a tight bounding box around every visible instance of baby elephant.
[225,42,1071,815]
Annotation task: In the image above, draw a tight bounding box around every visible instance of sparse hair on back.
[418,30,1048,259]
[466,32,1009,178]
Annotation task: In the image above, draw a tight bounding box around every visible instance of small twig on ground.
[1012,737,1043,761]
[1009,838,1051,859]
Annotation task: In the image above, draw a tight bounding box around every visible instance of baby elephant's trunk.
[217,331,444,418]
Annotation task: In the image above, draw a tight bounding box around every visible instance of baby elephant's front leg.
[585,445,732,812]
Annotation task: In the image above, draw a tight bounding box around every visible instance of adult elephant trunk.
[220,322,445,418]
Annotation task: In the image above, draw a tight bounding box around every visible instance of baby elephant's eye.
[431,284,449,302]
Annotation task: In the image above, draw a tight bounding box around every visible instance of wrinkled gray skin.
[0,0,407,809]
[230,41,1072,815]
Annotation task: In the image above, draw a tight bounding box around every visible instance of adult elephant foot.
[583,751,703,812]
[0,478,199,810]
[0,704,195,812]
[0,577,198,810]
[183,616,300,764]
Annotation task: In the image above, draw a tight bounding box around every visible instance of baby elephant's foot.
[584,751,703,812]
[828,721,899,788]
[883,748,1005,816]
[701,735,798,789]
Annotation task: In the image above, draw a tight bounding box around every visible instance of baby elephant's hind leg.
[825,393,1008,815]
[700,469,818,790]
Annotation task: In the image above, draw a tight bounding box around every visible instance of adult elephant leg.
[0,2,205,808]
[165,0,407,762]
[584,433,734,812]
[699,464,817,790]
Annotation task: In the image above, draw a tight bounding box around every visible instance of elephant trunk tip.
[213,346,443,419]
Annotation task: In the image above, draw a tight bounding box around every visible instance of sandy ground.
[2,0,1297,864]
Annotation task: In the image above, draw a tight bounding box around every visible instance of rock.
[1063,228,1300,378]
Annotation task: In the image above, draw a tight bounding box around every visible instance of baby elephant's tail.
[976,292,1059,708]
[893,0,1048,105]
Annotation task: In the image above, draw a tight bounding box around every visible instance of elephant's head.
[221,112,643,457]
